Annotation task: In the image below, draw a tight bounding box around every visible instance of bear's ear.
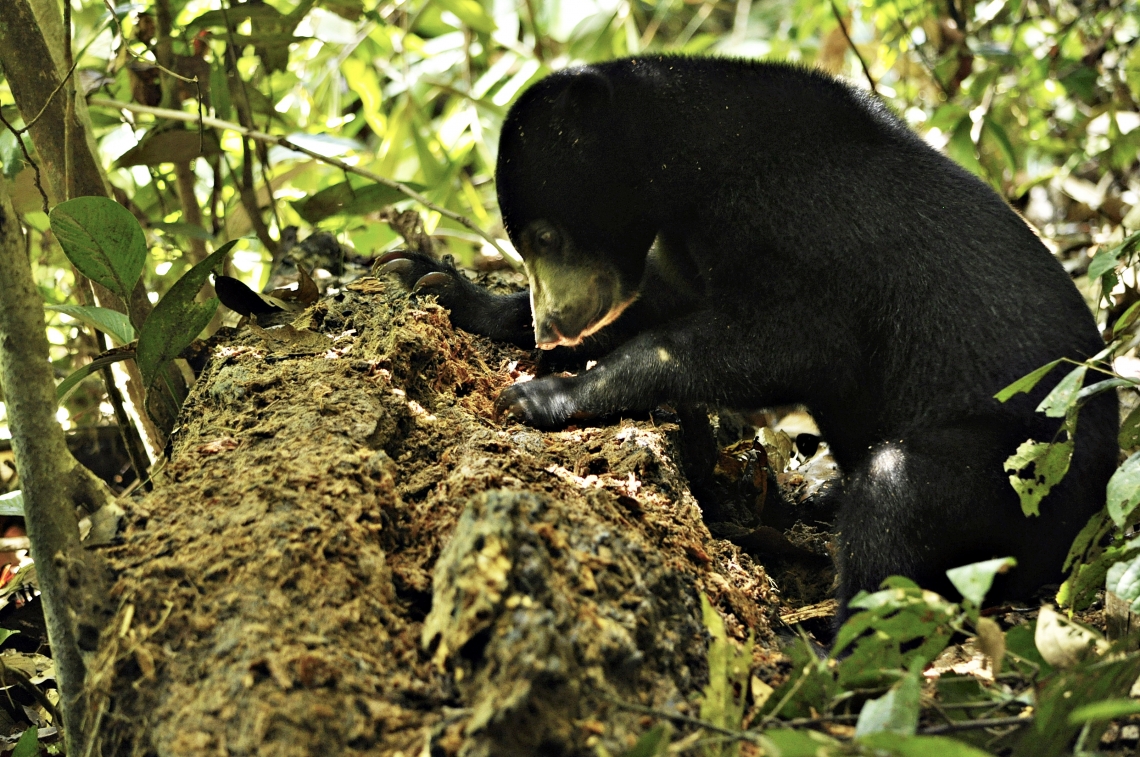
[552,68,614,119]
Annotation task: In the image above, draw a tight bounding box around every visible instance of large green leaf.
[136,241,235,391]
[49,197,147,302]
[46,304,136,345]
[1107,451,1140,527]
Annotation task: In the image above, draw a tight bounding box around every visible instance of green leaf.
[49,197,147,302]
[947,116,985,177]
[291,181,422,224]
[1069,698,1140,724]
[151,221,215,241]
[995,360,1061,402]
[434,0,496,32]
[1121,404,1140,449]
[762,633,837,719]
[1019,650,1140,757]
[853,662,921,737]
[55,351,136,403]
[210,62,232,122]
[1108,452,1140,527]
[698,594,752,756]
[983,115,1017,173]
[946,557,1017,607]
[0,130,27,180]
[11,727,37,757]
[1035,364,1086,418]
[755,730,840,756]
[136,241,235,391]
[858,733,998,756]
[1003,437,1074,517]
[0,628,19,647]
[1111,299,1140,337]
[0,490,24,517]
[1077,377,1135,403]
[619,723,672,757]
[1089,231,1140,281]
[1106,552,1140,613]
[46,304,136,345]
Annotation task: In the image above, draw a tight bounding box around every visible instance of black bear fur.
[381,56,1117,624]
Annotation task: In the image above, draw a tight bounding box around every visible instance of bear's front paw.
[376,250,462,300]
[495,376,580,429]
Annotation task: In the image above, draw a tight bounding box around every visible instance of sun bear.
[381,56,1117,623]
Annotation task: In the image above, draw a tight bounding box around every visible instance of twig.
[19,58,81,133]
[757,662,811,728]
[99,0,201,87]
[0,111,48,213]
[603,696,766,743]
[828,0,878,96]
[0,45,82,213]
[919,715,1032,735]
[88,98,521,268]
[894,16,950,97]
[0,658,63,728]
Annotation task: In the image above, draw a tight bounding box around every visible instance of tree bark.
[82,281,781,756]
[0,177,111,757]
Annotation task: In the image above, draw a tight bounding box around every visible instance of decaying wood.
[84,280,784,756]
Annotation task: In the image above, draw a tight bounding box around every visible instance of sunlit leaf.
[1069,698,1140,724]
[0,491,24,517]
[46,304,136,345]
[1004,436,1074,517]
[435,0,496,33]
[49,197,147,303]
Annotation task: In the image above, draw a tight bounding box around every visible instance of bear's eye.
[535,228,558,251]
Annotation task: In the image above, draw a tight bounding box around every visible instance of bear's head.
[496,66,656,349]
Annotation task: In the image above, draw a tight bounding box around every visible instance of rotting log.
[84,277,782,756]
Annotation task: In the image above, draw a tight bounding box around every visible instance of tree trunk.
[83,279,782,756]
[0,177,112,757]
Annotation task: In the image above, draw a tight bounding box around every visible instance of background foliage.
[1,0,1138,438]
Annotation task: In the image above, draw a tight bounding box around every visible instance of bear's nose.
[535,314,566,349]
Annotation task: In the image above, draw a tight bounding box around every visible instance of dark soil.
[81,276,807,756]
